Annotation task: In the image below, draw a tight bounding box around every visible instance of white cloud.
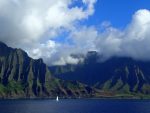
[0,0,150,66]
[53,56,83,65]
[25,9,150,64]
[96,9,150,61]
[0,0,96,46]
[28,40,59,64]
[0,0,97,65]
[70,26,98,51]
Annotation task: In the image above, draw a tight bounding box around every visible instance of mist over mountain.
[0,41,149,99]
[0,41,97,98]
[50,51,150,95]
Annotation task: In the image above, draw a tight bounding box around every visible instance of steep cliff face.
[50,52,150,95]
[0,42,95,98]
[96,65,150,94]
[0,42,51,97]
[1,42,149,98]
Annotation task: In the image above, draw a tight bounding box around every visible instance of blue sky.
[1,0,150,65]
[85,0,150,28]
[53,0,150,45]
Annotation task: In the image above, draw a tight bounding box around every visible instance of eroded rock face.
[50,52,150,95]
[0,41,95,98]
[0,41,51,97]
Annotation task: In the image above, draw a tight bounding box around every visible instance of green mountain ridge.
[0,41,96,98]
[0,42,149,99]
[99,66,150,94]
[50,52,150,97]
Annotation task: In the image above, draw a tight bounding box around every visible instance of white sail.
[56,96,59,101]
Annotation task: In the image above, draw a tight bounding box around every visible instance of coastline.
[0,95,150,100]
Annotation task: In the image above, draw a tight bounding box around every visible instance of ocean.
[0,99,149,113]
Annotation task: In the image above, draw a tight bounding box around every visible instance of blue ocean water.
[0,99,149,113]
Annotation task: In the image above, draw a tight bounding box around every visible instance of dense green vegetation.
[0,41,95,98]
[50,51,150,97]
[0,41,149,99]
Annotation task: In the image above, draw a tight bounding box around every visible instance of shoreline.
[0,96,150,100]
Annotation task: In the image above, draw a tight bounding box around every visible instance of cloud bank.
[96,9,150,61]
[0,0,150,65]
[0,0,96,65]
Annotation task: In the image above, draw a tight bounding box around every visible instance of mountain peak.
[0,41,13,56]
[0,41,9,48]
[0,41,96,98]
[51,56,150,95]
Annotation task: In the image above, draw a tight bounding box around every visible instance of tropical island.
[0,41,149,99]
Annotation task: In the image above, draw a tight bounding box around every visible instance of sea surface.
[0,99,149,113]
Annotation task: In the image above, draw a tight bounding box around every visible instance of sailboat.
[56,96,59,101]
